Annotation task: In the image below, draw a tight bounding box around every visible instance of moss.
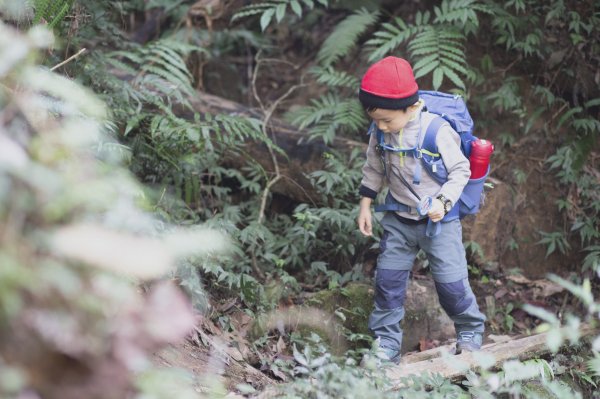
[307,282,373,337]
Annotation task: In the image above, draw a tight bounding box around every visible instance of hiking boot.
[455,331,483,354]
[360,344,401,367]
[376,346,401,364]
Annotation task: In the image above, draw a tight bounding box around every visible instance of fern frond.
[366,17,424,62]
[433,0,492,27]
[33,0,74,28]
[214,114,265,144]
[572,118,600,135]
[533,86,557,106]
[310,67,360,90]
[232,0,328,31]
[412,53,439,71]
[287,93,339,128]
[108,39,196,104]
[142,55,192,91]
[409,26,468,90]
[231,2,280,21]
[415,10,432,26]
[105,58,138,75]
[317,8,380,67]
[286,95,366,144]
[110,50,144,65]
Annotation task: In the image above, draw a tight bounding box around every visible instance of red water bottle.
[469,139,494,179]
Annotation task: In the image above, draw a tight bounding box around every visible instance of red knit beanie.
[359,56,419,110]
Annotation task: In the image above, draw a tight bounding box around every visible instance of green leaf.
[275,3,286,22]
[442,66,465,89]
[413,59,439,79]
[412,53,439,71]
[290,0,302,16]
[260,8,275,31]
[584,97,600,108]
[317,8,380,67]
[432,67,443,90]
[557,106,582,128]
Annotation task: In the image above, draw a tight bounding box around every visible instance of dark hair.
[363,104,410,113]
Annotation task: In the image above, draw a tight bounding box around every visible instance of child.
[356,56,486,364]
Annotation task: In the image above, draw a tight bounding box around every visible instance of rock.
[307,279,455,354]
[401,279,455,353]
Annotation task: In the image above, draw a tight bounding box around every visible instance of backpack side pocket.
[458,166,490,218]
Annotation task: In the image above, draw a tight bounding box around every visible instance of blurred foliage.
[0,20,232,399]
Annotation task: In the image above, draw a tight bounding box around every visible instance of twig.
[280,175,318,207]
[50,48,87,71]
[549,102,569,123]
[251,50,265,111]
[252,52,306,224]
[251,253,266,280]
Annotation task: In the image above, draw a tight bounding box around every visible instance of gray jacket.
[359,103,470,220]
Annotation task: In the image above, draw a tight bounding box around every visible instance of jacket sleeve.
[358,129,385,198]
[436,125,470,205]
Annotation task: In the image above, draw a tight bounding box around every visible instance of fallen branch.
[50,48,87,71]
[388,324,599,385]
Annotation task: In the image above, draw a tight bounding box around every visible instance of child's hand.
[358,198,373,236]
[427,199,445,222]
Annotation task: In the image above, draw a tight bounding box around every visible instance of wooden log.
[387,325,599,384]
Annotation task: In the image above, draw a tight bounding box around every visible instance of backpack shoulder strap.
[421,116,446,156]
[377,128,384,146]
[416,115,447,185]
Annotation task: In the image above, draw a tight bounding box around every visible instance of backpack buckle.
[415,149,423,159]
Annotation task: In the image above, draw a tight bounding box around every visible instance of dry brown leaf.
[531,279,565,298]
[276,336,287,354]
[487,334,512,343]
[494,288,508,300]
[506,274,532,284]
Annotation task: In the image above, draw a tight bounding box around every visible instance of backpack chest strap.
[413,116,444,185]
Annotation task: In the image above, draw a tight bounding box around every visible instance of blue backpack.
[373,90,489,222]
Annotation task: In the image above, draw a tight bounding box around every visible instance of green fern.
[287,94,366,144]
[408,26,468,90]
[102,35,278,211]
[366,12,430,62]
[489,3,544,57]
[317,8,380,67]
[310,67,360,90]
[433,0,492,33]
[366,2,487,90]
[485,77,522,112]
[232,0,328,31]
[108,39,200,105]
[33,0,74,28]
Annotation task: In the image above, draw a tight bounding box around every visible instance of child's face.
[368,106,417,134]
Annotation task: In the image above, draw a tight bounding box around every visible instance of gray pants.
[368,213,486,351]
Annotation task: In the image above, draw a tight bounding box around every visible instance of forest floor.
[153,265,582,396]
